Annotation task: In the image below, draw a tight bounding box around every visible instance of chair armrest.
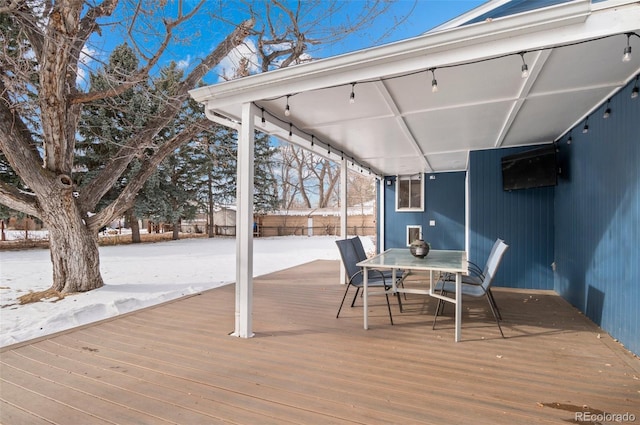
[348,268,387,285]
[467,261,485,279]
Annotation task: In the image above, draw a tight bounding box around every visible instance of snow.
[0,235,374,347]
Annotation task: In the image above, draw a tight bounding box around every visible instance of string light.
[261,108,265,124]
[632,76,639,99]
[519,52,529,78]
[603,99,611,119]
[284,95,291,116]
[582,117,589,134]
[567,131,572,144]
[623,33,632,62]
[430,68,438,93]
[255,102,375,175]
[349,83,356,104]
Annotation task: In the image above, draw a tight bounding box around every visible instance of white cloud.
[76,45,96,87]
[176,55,191,70]
[216,39,259,81]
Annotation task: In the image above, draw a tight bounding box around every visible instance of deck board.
[2,259,639,424]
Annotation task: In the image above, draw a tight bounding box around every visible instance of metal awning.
[189,0,640,339]
[190,0,640,177]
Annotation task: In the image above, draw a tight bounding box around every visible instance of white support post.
[339,158,348,285]
[379,178,385,253]
[232,102,256,338]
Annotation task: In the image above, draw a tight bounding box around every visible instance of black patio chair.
[350,236,408,307]
[335,238,400,325]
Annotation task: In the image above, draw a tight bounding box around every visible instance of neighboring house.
[182,206,237,236]
[191,0,640,355]
[3,216,43,231]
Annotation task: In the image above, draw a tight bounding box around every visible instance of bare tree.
[0,0,409,294]
[347,171,376,208]
[0,1,252,293]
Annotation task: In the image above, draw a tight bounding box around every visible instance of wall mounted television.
[501,145,558,191]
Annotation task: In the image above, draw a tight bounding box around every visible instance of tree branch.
[71,0,206,105]
[0,182,40,218]
[2,0,47,60]
[0,78,50,197]
[87,117,211,229]
[80,18,255,211]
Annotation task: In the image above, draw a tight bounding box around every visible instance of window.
[406,225,422,246]
[396,174,424,211]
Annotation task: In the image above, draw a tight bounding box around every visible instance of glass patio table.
[357,248,467,342]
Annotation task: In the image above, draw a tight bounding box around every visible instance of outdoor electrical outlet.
[429,220,436,226]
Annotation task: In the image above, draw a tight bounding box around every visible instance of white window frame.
[406,225,422,247]
[395,174,424,212]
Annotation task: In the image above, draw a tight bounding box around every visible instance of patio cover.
[189,0,640,337]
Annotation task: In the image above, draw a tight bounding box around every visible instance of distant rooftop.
[465,0,575,25]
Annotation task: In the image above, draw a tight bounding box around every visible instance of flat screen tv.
[501,145,558,191]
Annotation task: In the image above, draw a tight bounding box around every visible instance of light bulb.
[519,52,529,79]
[622,41,631,62]
[284,95,291,116]
[431,79,438,93]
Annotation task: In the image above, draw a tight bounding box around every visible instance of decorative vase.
[409,239,430,258]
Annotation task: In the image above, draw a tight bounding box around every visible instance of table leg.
[455,271,461,342]
[392,268,397,291]
[363,266,368,330]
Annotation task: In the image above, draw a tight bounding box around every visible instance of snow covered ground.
[0,235,370,347]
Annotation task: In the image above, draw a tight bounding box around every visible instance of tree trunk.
[207,175,215,238]
[172,219,180,240]
[127,209,141,243]
[48,226,103,293]
[41,194,104,293]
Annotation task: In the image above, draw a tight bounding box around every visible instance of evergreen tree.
[76,44,151,240]
[76,44,148,210]
[253,132,279,214]
[135,62,205,239]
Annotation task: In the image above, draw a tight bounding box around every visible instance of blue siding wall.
[378,78,638,354]
[383,172,465,250]
[554,79,639,355]
[468,148,555,290]
[425,173,466,250]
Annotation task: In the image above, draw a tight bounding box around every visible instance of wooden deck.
[1,260,639,424]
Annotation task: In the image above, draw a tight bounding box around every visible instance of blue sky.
[322,0,487,53]
[85,1,486,84]
[212,0,486,81]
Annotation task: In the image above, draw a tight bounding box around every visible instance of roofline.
[190,0,592,108]
[429,0,511,32]
[431,0,640,32]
